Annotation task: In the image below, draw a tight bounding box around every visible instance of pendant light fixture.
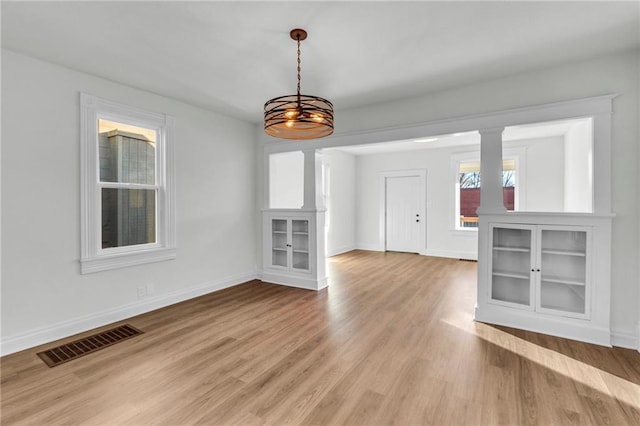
[264,28,334,140]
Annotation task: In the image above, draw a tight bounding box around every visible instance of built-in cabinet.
[270,217,310,272]
[476,213,612,346]
[489,224,590,319]
[262,210,327,290]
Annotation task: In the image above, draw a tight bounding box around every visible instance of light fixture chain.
[296,36,301,96]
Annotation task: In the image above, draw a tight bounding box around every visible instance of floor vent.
[37,324,143,368]
[459,258,478,262]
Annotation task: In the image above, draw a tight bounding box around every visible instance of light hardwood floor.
[2,251,639,425]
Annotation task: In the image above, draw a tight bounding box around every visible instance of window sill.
[80,247,176,274]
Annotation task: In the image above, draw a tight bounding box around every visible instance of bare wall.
[1,50,258,352]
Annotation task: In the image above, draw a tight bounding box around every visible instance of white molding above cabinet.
[475,213,612,346]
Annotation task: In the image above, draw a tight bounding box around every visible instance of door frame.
[379,169,427,253]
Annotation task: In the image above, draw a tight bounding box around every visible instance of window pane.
[101,188,156,248]
[98,119,156,184]
[459,169,481,228]
[458,162,516,228]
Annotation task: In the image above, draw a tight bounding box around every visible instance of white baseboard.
[0,271,256,356]
[610,326,640,350]
[356,242,384,252]
[261,271,328,291]
[474,306,611,347]
[327,244,356,257]
[423,249,477,260]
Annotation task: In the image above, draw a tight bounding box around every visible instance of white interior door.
[385,176,421,253]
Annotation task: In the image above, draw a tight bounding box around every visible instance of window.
[80,94,175,273]
[454,158,518,230]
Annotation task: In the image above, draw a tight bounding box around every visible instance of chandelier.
[264,29,334,140]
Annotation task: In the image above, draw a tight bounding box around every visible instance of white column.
[302,149,325,210]
[262,148,270,209]
[301,148,327,290]
[477,127,507,214]
[592,113,612,214]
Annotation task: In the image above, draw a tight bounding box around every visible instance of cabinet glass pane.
[292,251,309,270]
[272,219,287,233]
[292,219,310,270]
[491,227,531,305]
[540,282,585,313]
[540,230,586,313]
[272,219,288,267]
[292,220,308,234]
[272,233,287,250]
[492,276,530,305]
[272,250,288,267]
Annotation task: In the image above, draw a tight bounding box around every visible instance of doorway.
[380,170,426,254]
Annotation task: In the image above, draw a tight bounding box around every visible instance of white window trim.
[80,93,176,274]
[451,148,526,232]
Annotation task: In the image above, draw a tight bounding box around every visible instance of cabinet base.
[474,306,611,347]
[261,271,328,291]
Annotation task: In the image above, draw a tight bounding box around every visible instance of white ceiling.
[2,1,638,124]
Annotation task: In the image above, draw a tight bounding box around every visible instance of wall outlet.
[137,286,146,298]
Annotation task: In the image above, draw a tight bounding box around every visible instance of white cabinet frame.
[488,223,592,320]
[268,217,311,273]
[477,213,611,346]
[262,209,327,291]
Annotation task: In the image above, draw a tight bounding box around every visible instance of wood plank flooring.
[2,250,639,425]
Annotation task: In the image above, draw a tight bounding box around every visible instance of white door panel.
[386,176,420,253]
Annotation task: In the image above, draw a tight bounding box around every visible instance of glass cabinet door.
[538,229,588,316]
[291,219,309,271]
[271,219,288,268]
[490,226,534,308]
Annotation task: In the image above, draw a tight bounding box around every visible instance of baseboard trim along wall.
[610,328,640,350]
[0,271,257,356]
[354,246,477,260]
[423,249,477,261]
[355,243,384,252]
[261,271,328,291]
[327,245,357,257]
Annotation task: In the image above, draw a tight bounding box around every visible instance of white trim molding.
[1,271,256,356]
[356,243,385,252]
[261,271,328,291]
[260,95,616,155]
[610,328,640,350]
[424,249,477,261]
[327,245,357,257]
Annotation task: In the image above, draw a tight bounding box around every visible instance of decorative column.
[302,148,327,290]
[477,127,507,214]
[302,149,321,210]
